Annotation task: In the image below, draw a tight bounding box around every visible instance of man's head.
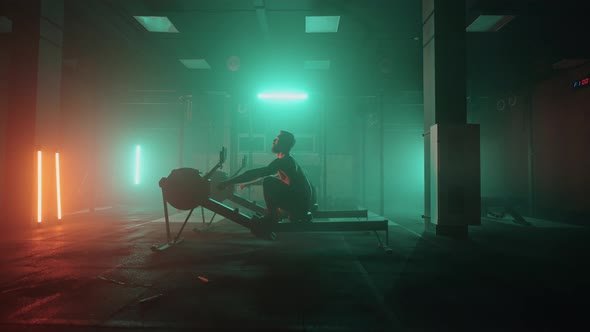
[272,130,296,154]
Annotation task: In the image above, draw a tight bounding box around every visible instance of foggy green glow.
[135,145,141,185]
[133,16,179,33]
[304,60,330,70]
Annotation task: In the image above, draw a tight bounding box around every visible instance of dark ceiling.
[3,0,589,97]
[62,0,426,96]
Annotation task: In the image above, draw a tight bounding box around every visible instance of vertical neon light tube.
[55,152,62,220]
[135,145,141,185]
[37,150,42,223]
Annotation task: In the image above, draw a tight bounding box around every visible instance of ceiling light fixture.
[466,15,514,32]
[258,92,308,100]
[305,16,340,33]
[134,16,179,33]
[179,59,211,69]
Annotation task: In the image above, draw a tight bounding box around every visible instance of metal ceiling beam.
[253,0,270,41]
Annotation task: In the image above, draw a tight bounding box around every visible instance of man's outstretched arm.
[239,178,265,189]
[220,166,273,187]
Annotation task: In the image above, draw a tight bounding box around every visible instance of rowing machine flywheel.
[159,168,210,210]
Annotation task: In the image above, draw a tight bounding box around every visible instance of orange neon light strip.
[56,152,62,220]
[37,150,42,223]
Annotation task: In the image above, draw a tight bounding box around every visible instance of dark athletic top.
[225,154,312,209]
[267,155,312,204]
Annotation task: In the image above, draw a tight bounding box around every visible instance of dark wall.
[0,35,10,209]
[531,62,590,223]
[467,28,590,223]
[467,93,529,211]
[58,58,109,212]
[466,28,537,217]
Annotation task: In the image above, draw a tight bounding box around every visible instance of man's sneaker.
[250,214,277,240]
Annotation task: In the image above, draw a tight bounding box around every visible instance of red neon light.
[581,78,589,86]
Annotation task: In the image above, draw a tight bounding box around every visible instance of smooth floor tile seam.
[339,235,405,332]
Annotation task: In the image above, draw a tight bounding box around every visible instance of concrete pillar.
[423,0,480,238]
[1,0,63,228]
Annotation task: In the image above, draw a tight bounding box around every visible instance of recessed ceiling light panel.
[179,59,211,69]
[466,15,514,32]
[134,16,179,33]
[305,16,340,33]
[257,91,308,100]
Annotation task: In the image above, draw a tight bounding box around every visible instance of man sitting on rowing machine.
[217,130,313,225]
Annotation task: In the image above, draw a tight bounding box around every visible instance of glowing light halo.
[135,145,141,185]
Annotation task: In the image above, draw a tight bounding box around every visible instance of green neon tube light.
[135,145,141,185]
[257,92,308,100]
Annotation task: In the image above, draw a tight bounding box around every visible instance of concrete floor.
[0,205,588,332]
